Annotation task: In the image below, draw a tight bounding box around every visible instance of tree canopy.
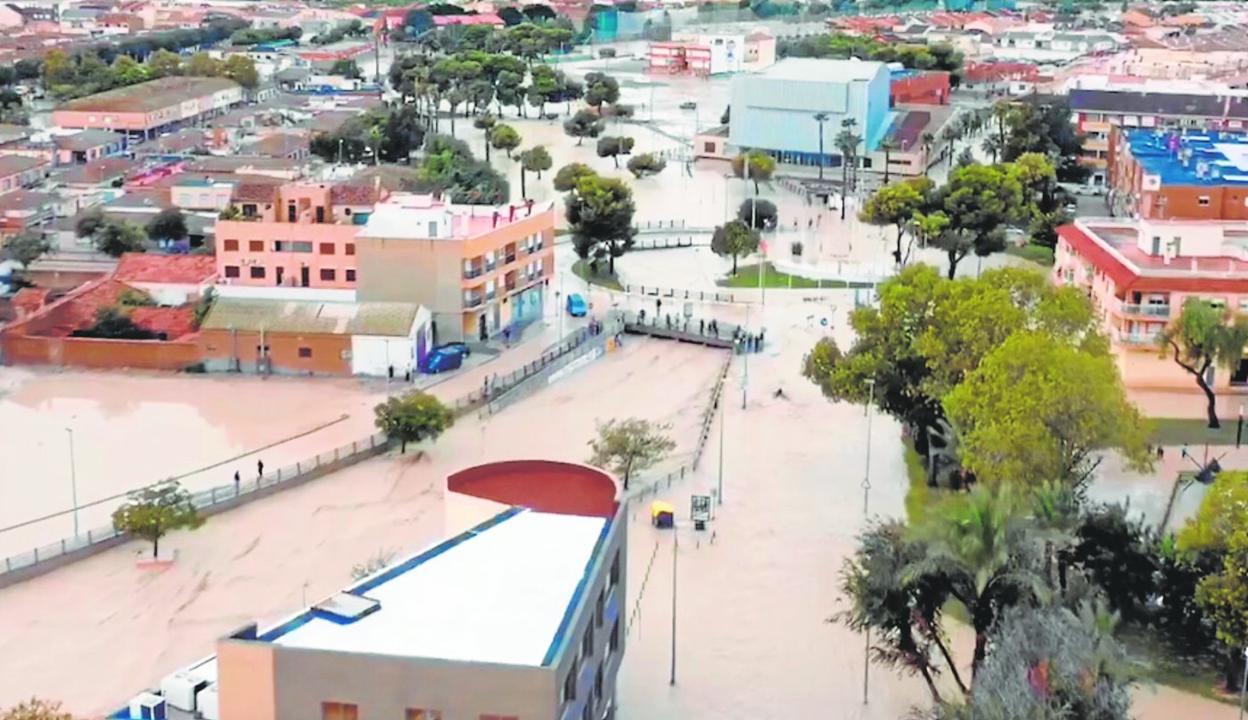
[586,417,675,490]
[374,391,455,454]
[711,220,759,275]
[565,172,636,275]
[111,480,203,559]
[1158,298,1248,429]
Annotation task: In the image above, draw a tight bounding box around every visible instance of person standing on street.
[257,459,264,478]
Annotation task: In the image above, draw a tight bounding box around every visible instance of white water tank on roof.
[197,684,220,720]
[160,671,206,712]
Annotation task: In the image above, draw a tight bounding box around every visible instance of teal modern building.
[728,58,892,169]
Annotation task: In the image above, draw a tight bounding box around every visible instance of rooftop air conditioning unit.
[127,692,166,720]
[197,684,220,720]
[160,672,207,712]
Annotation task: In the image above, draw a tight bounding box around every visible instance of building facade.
[648,29,775,76]
[1053,217,1248,391]
[213,460,626,720]
[1069,86,1248,186]
[356,195,555,343]
[52,77,243,138]
[728,58,891,168]
[1109,128,1248,220]
[214,183,381,291]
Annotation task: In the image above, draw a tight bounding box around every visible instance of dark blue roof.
[1124,129,1248,187]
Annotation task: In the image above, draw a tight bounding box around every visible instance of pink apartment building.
[215,183,383,290]
[1054,217,1248,392]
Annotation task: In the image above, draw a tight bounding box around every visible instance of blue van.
[566,293,588,317]
[419,345,467,374]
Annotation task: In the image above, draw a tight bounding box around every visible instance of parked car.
[566,293,588,317]
[437,341,470,358]
[419,346,465,374]
[679,101,697,110]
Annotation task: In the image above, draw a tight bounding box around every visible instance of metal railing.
[1,433,390,580]
[1117,301,1171,318]
[625,284,742,304]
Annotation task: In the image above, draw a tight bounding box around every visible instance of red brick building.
[1109,127,1248,220]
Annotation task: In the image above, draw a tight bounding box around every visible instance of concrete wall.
[1,334,200,370]
[198,329,352,375]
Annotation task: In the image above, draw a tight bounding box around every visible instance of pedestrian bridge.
[619,311,744,350]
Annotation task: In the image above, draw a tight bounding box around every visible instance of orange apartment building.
[1054,217,1248,392]
[214,183,384,290]
[355,195,556,343]
[1109,128,1248,220]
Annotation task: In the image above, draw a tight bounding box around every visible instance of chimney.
[492,210,500,228]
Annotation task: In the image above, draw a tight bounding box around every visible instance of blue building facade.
[728,58,893,168]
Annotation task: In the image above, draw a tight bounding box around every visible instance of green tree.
[583,71,619,109]
[737,198,776,230]
[1157,298,1248,429]
[595,135,634,168]
[518,145,552,198]
[111,480,204,559]
[586,417,675,490]
[837,520,958,702]
[731,151,776,193]
[553,162,595,192]
[373,391,455,454]
[944,331,1151,487]
[111,55,149,86]
[859,177,932,266]
[146,208,187,244]
[473,113,496,161]
[6,230,50,270]
[912,487,1041,676]
[0,698,74,720]
[330,59,363,79]
[565,173,636,275]
[626,152,665,179]
[147,49,182,78]
[937,163,1024,279]
[711,220,759,275]
[936,604,1136,719]
[74,208,105,239]
[185,52,222,78]
[563,109,605,146]
[93,220,147,258]
[489,123,521,160]
[1195,530,1248,691]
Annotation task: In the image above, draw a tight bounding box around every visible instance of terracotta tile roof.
[0,190,52,212]
[0,155,47,177]
[233,181,280,204]
[54,129,124,152]
[113,253,217,285]
[56,77,239,115]
[129,305,196,340]
[11,287,48,318]
[50,156,136,185]
[330,183,381,206]
[248,132,308,158]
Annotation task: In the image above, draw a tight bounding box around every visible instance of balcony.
[485,290,497,303]
[1111,296,1171,319]
[464,266,483,279]
[1114,330,1162,347]
[464,294,484,309]
[505,252,517,264]
[484,260,497,273]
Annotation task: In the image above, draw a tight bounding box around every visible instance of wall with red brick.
[1,334,200,370]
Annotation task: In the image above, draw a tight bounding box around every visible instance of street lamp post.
[862,378,876,706]
[814,112,829,181]
[65,427,79,538]
[670,529,678,686]
[717,392,725,505]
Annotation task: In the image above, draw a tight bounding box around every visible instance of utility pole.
[670,530,678,686]
[862,378,876,706]
[65,427,79,538]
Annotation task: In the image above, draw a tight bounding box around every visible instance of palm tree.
[835,118,862,220]
[881,139,899,185]
[813,112,830,181]
[920,132,936,177]
[908,487,1043,679]
[982,134,1004,164]
[940,125,960,170]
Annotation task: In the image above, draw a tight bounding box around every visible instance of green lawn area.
[571,259,623,291]
[1149,417,1243,446]
[1005,244,1056,267]
[717,262,874,289]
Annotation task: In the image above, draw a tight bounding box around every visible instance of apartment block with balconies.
[356,195,556,343]
[214,183,383,291]
[1053,217,1248,391]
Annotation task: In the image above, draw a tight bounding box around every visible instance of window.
[609,618,620,655]
[321,702,358,720]
[407,711,443,720]
[609,550,620,589]
[320,268,336,282]
[249,240,264,252]
[298,347,313,358]
[582,619,595,658]
[315,206,325,223]
[294,241,313,253]
[287,203,297,222]
[596,589,605,627]
[1199,196,1211,207]
[345,269,356,282]
[345,243,355,256]
[320,243,335,255]
[704,141,716,153]
[595,664,603,699]
[250,266,266,279]
[562,666,577,704]
[223,239,239,252]
[242,203,257,217]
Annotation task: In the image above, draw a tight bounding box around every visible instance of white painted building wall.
[349,306,432,377]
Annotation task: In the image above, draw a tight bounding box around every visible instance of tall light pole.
[65,427,79,538]
[862,378,876,705]
[670,529,678,686]
[741,303,751,409]
[1239,646,1248,720]
[814,112,829,181]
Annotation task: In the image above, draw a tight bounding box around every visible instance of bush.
[1008,243,1056,266]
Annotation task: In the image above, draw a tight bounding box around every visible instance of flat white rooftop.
[271,509,607,666]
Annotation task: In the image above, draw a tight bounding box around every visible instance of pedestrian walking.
[699,318,705,334]
[257,459,264,478]
[234,470,240,494]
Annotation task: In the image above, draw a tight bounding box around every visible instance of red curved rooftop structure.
[447,460,620,519]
